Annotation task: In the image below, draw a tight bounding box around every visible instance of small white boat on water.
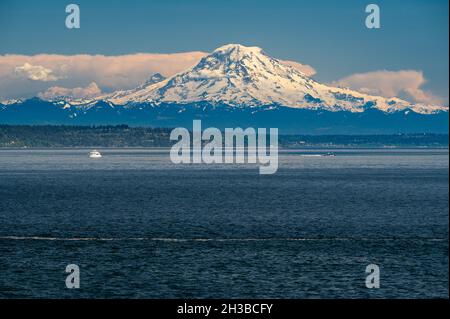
[300,152,335,157]
[89,150,102,158]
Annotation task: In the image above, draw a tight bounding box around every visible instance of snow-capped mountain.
[102,44,445,114]
[1,44,448,133]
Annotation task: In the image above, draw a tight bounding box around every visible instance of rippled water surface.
[0,148,448,298]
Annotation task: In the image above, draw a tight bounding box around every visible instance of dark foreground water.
[0,149,448,298]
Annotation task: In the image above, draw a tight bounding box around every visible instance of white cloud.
[333,70,444,105]
[280,60,316,77]
[15,62,60,81]
[0,52,207,98]
[38,82,102,100]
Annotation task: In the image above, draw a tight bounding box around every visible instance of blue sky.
[0,0,448,102]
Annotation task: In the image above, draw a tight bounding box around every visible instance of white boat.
[89,150,102,158]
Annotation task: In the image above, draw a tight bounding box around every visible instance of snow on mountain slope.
[101,44,446,114]
[0,98,22,106]
[102,73,166,101]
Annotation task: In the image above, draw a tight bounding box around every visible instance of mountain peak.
[209,44,266,63]
[213,43,264,54]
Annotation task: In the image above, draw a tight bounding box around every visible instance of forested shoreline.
[0,125,448,148]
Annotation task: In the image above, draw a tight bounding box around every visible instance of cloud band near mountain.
[0,52,207,98]
[333,70,445,106]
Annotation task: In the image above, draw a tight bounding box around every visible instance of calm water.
[0,148,448,298]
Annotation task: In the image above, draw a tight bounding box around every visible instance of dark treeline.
[281,134,449,148]
[0,125,172,147]
[0,125,448,148]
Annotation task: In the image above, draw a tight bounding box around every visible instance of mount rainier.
[1,44,448,134]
